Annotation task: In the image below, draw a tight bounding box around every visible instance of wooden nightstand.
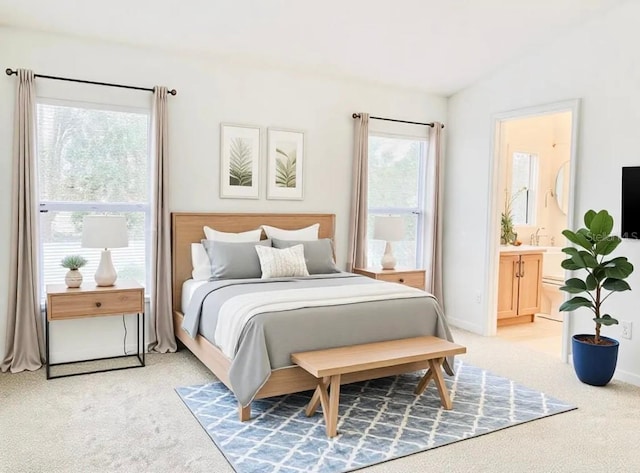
[353,268,426,290]
[45,280,145,379]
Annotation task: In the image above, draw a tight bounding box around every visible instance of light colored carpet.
[1,329,639,473]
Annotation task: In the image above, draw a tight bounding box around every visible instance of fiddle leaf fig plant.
[559,210,633,344]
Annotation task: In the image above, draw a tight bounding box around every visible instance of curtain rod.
[5,68,177,96]
[352,113,444,129]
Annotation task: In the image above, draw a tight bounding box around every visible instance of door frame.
[483,99,581,363]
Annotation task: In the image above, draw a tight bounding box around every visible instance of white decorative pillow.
[191,243,212,280]
[203,226,262,242]
[254,244,309,279]
[261,223,319,241]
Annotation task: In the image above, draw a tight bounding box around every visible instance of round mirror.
[554,161,570,215]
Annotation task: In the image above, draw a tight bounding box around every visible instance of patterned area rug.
[176,361,575,473]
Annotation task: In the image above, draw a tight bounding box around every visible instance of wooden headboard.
[171,212,336,312]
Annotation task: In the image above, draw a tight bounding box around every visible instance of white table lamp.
[373,216,405,270]
[82,215,128,286]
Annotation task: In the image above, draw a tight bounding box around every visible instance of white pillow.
[254,244,309,279]
[261,223,319,241]
[191,243,212,280]
[194,227,263,280]
[203,226,262,242]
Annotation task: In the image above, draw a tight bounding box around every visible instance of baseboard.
[447,316,484,335]
[613,368,640,387]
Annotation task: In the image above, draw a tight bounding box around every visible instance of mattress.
[181,279,208,313]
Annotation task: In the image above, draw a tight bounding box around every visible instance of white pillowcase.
[261,223,319,241]
[192,227,263,280]
[191,243,212,280]
[203,226,262,242]
[254,244,309,278]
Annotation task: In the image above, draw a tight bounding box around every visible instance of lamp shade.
[373,216,405,242]
[81,216,128,249]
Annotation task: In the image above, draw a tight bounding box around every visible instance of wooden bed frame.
[171,212,433,420]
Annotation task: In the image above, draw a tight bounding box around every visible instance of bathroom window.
[511,152,538,225]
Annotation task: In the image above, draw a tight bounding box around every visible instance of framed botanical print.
[267,128,304,200]
[220,124,261,199]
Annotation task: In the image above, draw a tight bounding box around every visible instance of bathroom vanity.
[497,247,544,326]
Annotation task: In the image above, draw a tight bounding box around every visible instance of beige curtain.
[425,123,444,304]
[1,69,44,372]
[148,87,176,353]
[346,113,369,272]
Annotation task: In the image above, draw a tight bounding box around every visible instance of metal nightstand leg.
[137,311,146,366]
[45,316,50,380]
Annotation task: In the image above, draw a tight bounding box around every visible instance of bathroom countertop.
[499,245,548,255]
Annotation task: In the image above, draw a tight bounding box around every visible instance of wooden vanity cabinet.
[497,251,543,326]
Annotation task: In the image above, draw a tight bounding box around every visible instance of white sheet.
[182,279,208,313]
[214,282,426,358]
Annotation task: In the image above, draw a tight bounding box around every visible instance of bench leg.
[415,367,435,395]
[306,386,321,417]
[317,377,331,428]
[239,402,251,421]
[305,376,329,417]
[429,358,453,410]
[327,374,341,437]
[314,375,341,437]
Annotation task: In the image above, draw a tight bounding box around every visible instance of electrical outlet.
[621,321,632,339]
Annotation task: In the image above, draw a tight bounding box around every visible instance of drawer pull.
[95,302,102,308]
[399,278,405,283]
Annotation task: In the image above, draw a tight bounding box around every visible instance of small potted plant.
[500,187,527,245]
[61,255,88,288]
[559,209,633,386]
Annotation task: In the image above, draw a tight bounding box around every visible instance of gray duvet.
[183,273,454,406]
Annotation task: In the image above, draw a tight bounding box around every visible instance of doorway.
[484,100,580,362]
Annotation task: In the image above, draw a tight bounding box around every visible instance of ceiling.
[0,0,627,95]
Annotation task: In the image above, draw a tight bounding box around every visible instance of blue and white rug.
[176,361,575,473]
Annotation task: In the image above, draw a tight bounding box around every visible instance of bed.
[171,212,454,420]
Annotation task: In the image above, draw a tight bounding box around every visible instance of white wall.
[0,27,447,363]
[446,1,640,385]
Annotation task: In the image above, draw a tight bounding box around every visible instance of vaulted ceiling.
[0,0,628,95]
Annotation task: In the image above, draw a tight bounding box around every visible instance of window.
[510,152,538,225]
[367,134,428,268]
[36,100,150,294]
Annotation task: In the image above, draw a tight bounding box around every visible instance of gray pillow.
[271,238,339,274]
[201,239,272,279]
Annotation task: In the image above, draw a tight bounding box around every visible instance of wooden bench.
[291,336,467,438]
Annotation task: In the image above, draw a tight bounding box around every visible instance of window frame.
[367,132,428,268]
[35,98,152,296]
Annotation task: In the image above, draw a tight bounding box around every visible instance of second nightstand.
[45,280,145,379]
[353,267,426,290]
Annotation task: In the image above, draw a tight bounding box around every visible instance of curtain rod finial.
[169,89,177,96]
[5,68,16,76]
[352,113,360,119]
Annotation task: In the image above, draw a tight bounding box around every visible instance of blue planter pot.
[572,334,619,386]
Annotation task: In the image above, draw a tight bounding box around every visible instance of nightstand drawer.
[376,271,425,289]
[48,290,144,320]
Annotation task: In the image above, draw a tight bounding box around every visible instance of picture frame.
[220,124,261,199]
[267,128,304,200]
